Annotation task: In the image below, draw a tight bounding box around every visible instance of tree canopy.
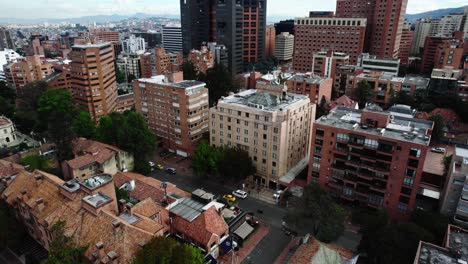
[72,111,96,139]
[43,220,88,264]
[200,63,239,107]
[0,81,15,118]
[0,201,27,250]
[428,114,445,142]
[133,236,204,264]
[14,80,49,133]
[354,80,373,108]
[181,61,197,80]
[284,183,346,242]
[21,154,51,171]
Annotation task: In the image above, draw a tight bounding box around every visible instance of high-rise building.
[134,72,209,157]
[70,42,118,122]
[336,0,408,59]
[399,23,414,65]
[293,17,366,72]
[0,49,21,81]
[0,27,15,50]
[210,83,315,189]
[133,32,162,48]
[411,19,432,55]
[312,51,349,79]
[309,105,433,219]
[215,0,267,74]
[122,35,146,54]
[162,25,183,54]
[139,52,153,78]
[274,32,294,63]
[433,40,464,70]
[116,53,143,79]
[264,25,276,58]
[430,13,464,38]
[274,19,295,36]
[207,42,229,68]
[180,0,216,55]
[3,56,54,94]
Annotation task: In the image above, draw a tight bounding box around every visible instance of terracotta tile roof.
[131,198,164,218]
[1,170,159,263]
[327,95,358,110]
[0,160,23,178]
[67,139,121,169]
[172,205,228,248]
[288,237,355,264]
[73,138,123,155]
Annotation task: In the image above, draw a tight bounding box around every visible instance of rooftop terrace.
[81,173,113,190]
[417,225,468,264]
[316,106,433,145]
[138,76,205,90]
[82,192,112,208]
[218,89,309,112]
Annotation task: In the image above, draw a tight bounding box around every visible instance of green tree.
[115,64,126,83]
[412,210,449,245]
[284,183,346,242]
[133,236,204,264]
[0,81,16,118]
[428,114,445,142]
[21,154,51,171]
[43,221,88,264]
[72,111,96,139]
[201,63,238,106]
[95,111,156,174]
[442,154,453,176]
[128,73,136,83]
[38,89,76,161]
[14,80,48,133]
[364,223,435,264]
[0,200,27,250]
[182,61,197,80]
[192,140,220,177]
[218,147,255,182]
[354,80,373,108]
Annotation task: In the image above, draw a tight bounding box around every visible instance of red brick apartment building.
[398,27,414,65]
[293,17,366,72]
[420,37,449,74]
[264,25,276,58]
[70,42,118,122]
[155,47,182,75]
[187,47,214,74]
[312,51,350,78]
[133,72,209,157]
[286,73,333,105]
[336,0,408,59]
[89,28,120,43]
[309,105,434,220]
[3,55,54,94]
[352,71,405,108]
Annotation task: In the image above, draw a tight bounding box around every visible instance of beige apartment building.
[210,83,316,189]
[70,42,118,122]
[133,72,209,157]
[3,55,54,94]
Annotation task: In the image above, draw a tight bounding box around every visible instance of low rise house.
[0,116,19,148]
[63,138,134,180]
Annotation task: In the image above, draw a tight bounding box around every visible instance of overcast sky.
[0,0,466,19]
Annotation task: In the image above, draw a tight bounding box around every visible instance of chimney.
[34,174,43,185]
[107,251,118,263]
[118,199,127,213]
[126,202,134,214]
[19,189,28,200]
[112,220,121,232]
[96,241,105,259]
[36,198,45,212]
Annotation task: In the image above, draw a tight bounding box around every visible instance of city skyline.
[0,0,466,20]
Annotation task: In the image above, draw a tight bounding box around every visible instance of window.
[254,123,259,129]
[263,125,268,130]
[403,178,414,186]
[265,116,269,122]
[405,168,416,177]
[316,129,324,137]
[244,138,249,143]
[401,187,412,195]
[263,134,267,140]
[244,121,249,126]
[274,127,279,133]
[364,138,378,149]
[313,163,320,170]
[273,145,277,151]
[219,115,223,121]
[337,133,349,142]
[397,203,408,212]
[409,148,421,158]
[399,196,410,204]
[273,136,278,142]
[244,129,249,135]
[236,136,240,140]
[272,153,277,159]
[272,162,276,167]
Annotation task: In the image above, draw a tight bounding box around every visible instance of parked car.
[148,161,155,167]
[166,168,176,174]
[431,147,446,154]
[273,190,284,199]
[156,164,164,170]
[222,194,236,202]
[232,189,248,199]
[160,150,169,157]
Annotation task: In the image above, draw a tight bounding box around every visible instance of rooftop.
[169,197,205,222]
[72,42,112,49]
[403,76,430,87]
[62,179,81,193]
[218,89,309,112]
[388,104,416,118]
[138,76,205,89]
[316,106,433,145]
[417,225,468,264]
[81,174,113,190]
[82,192,112,208]
[0,116,12,127]
[357,72,405,82]
[288,73,328,84]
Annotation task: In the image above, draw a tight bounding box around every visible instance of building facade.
[89,28,120,42]
[70,42,118,122]
[134,73,209,157]
[274,32,294,63]
[180,0,216,55]
[336,0,408,59]
[309,105,433,219]
[162,25,183,54]
[420,36,449,74]
[353,71,404,107]
[286,73,333,105]
[334,65,364,97]
[312,51,349,79]
[122,35,146,54]
[155,47,183,75]
[358,53,400,77]
[411,19,432,55]
[264,25,276,58]
[3,56,54,95]
[293,17,366,72]
[0,116,18,148]
[210,84,315,189]
[187,46,214,75]
[0,27,15,50]
[398,25,414,65]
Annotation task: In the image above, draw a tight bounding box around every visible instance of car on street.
[159,150,169,157]
[222,194,236,202]
[166,168,176,174]
[232,189,248,199]
[156,164,164,170]
[148,161,155,167]
[431,147,446,154]
[273,190,284,199]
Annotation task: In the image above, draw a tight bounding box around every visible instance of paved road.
[148,170,292,264]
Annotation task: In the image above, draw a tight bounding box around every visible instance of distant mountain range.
[406,6,467,23]
[0,13,179,25]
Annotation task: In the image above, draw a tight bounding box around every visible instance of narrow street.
[148,169,293,264]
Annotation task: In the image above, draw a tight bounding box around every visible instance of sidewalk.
[218,221,270,264]
[248,188,277,204]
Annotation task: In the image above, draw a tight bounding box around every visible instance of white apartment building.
[122,35,146,54]
[274,32,294,62]
[210,83,316,189]
[0,49,21,81]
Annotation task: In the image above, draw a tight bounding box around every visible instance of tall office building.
[398,24,414,65]
[264,25,276,58]
[180,0,216,55]
[411,19,432,55]
[162,25,183,54]
[70,42,118,122]
[274,32,294,63]
[336,0,409,59]
[309,105,433,220]
[293,17,367,72]
[0,27,15,50]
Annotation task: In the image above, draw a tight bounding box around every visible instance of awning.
[233,222,254,240]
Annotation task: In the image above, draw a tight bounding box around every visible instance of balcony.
[328,181,344,190]
[333,147,348,156]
